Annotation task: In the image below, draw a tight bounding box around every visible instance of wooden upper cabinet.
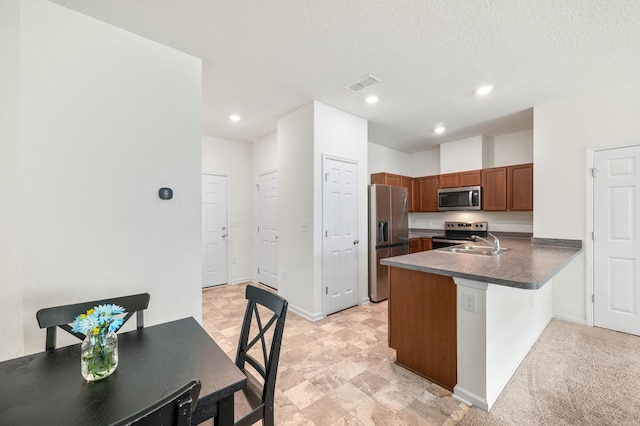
[400,176,416,212]
[418,175,440,212]
[439,170,481,188]
[371,172,401,186]
[507,163,533,211]
[459,170,482,186]
[439,173,459,188]
[481,167,507,211]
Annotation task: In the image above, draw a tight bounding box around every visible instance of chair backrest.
[36,293,151,350]
[113,379,201,426]
[235,285,288,423]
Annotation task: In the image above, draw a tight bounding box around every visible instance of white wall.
[277,103,316,317]
[440,136,488,173]
[314,102,369,310]
[202,135,253,284]
[7,0,203,358]
[368,142,410,178]
[491,129,533,167]
[0,0,24,360]
[534,81,640,323]
[410,147,441,177]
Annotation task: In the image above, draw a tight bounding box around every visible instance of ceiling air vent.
[344,74,380,92]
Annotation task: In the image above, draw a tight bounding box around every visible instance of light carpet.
[460,319,640,426]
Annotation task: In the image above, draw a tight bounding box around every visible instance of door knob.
[221,234,227,238]
[353,239,359,245]
[222,226,226,230]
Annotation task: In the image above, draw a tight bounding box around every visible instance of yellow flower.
[92,327,100,335]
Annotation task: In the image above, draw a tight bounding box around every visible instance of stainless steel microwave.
[437,186,481,211]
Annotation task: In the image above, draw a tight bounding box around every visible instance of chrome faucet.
[472,233,501,251]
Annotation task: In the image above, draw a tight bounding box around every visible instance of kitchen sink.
[440,245,509,256]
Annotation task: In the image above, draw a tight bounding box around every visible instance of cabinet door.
[370,172,401,186]
[370,173,386,185]
[459,170,481,186]
[482,167,507,211]
[421,238,432,251]
[508,163,533,211]
[439,173,459,188]
[400,176,415,212]
[418,175,440,212]
[409,238,422,253]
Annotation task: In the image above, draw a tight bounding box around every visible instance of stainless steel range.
[431,221,489,249]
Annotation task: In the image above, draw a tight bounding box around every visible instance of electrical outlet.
[463,292,476,313]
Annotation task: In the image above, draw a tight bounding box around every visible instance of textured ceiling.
[50,0,640,153]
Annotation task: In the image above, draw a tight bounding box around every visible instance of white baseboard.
[552,314,586,325]
[287,303,324,322]
[453,385,489,411]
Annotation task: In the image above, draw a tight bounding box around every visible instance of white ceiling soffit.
[50,0,640,153]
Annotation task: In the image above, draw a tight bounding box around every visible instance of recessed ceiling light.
[229,114,241,122]
[475,85,494,96]
[365,95,379,104]
[434,126,446,134]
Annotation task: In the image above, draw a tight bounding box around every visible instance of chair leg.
[264,407,274,426]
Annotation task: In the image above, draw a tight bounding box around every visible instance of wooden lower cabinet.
[388,267,457,391]
[409,238,422,253]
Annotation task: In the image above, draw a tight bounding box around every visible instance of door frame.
[321,153,361,316]
[586,142,640,327]
[202,173,230,287]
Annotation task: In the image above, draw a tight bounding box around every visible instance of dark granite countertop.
[380,237,582,290]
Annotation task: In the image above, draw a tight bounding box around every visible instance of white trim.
[585,147,595,327]
[453,386,489,411]
[322,152,360,165]
[287,303,325,322]
[257,168,278,178]
[552,313,587,325]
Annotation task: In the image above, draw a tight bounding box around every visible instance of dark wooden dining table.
[0,317,246,425]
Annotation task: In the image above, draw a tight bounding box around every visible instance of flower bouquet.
[72,304,124,381]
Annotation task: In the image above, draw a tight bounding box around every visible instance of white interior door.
[258,171,278,289]
[202,174,228,288]
[594,145,640,335]
[323,156,359,315]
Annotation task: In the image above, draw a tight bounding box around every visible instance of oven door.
[431,237,471,249]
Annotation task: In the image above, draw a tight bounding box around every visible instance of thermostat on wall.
[159,188,173,200]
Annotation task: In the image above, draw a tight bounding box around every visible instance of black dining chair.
[232,285,288,426]
[113,379,201,426]
[36,293,151,350]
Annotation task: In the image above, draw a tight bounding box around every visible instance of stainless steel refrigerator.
[369,184,409,302]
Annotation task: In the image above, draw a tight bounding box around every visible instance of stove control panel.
[444,221,488,232]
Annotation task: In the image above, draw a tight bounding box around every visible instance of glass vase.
[81,330,118,382]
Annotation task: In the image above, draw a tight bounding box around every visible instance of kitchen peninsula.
[381,237,581,411]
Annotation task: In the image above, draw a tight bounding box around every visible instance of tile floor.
[201,282,469,425]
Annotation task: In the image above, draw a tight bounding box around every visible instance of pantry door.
[593,145,640,336]
[257,171,278,289]
[323,155,359,315]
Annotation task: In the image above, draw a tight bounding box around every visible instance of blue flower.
[71,303,126,336]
